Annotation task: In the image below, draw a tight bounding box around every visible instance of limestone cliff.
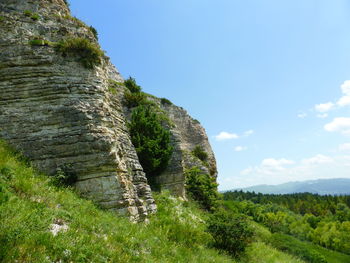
[0,0,156,221]
[0,0,217,217]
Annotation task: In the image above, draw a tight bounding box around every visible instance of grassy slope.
[0,141,303,263]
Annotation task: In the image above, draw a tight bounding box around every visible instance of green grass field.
[0,141,314,263]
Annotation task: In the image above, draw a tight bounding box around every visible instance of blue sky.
[69,0,350,190]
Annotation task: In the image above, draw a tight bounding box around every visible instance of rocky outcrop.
[0,0,218,218]
[0,0,156,221]
[121,95,217,198]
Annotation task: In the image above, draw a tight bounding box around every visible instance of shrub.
[23,10,39,21]
[29,37,53,46]
[51,164,77,187]
[207,209,253,257]
[160,98,172,105]
[89,26,98,40]
[56,38,103,68]
[128,105,173,188]
[185,167,219,210]
[63,0,70,7]
[124,77,141,93]
[191,145,208,162]
[124,91,146,108]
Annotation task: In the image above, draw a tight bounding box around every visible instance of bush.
[160,98,172,105]
[23,10,39,21]
[124,77,141,93]
[56,37,103,68]
[207,210,253,257]
[185,167,218,210]
[89,26,98,40]
[191,146,208,162]
[29,37,53,47]
[51,164,77,187]
[128,105,173,188]
[124,91,146,108]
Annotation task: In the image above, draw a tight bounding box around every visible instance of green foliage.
[160,97,172,105]
[269,233,327,263]
[185,167,219,210]
[51,164,77,187]
[128,105,173,185]
[0,142,235,262]
[56,38,103,68]
[23,10,40,21]
[29,37,53,47]
[123,77,148,107]
[63,0,70,7]
[124,91,146,108]
[207,209,253,257]
[224,192,350,256]
[191,145,208,162]
[89,26,98,40]
[125,77,141,93]
[0,16,5,22]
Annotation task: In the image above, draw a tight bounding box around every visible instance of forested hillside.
[224,191,350,262]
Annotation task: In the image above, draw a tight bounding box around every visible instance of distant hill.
[233,178,350,195]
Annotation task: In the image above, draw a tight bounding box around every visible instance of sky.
[69,0,350,191]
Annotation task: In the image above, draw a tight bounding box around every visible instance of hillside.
[234,178,350,195]
[0,141,307,262]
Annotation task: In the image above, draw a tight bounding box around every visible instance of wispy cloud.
[317,113,328,119]
[324,117,350,135]
[232,154,350,189]
[215,131,239,141]
[339,143,350,152]
[214,129,254,141]
[244,130,254,136]
[297,113,307,118]
[337,80,350,107]
[315,102,334,113]
[234,146,247,152]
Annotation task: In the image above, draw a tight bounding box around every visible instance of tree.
[128,105,173,188]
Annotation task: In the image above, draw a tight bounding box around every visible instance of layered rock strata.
[0,0,156,221]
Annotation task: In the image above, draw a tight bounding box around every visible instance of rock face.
[156,102,217,197]
[122,97,217,198]
[0,0,156,221]
[0,0,218,217]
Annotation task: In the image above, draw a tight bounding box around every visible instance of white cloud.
[339,143,350,152]
[337,96,350,107]
[244,130,254,136]
[215,131,239,141]
[227,154,350,190]
[324,117,350,135]
[234,146,247,152]
[317,113,328,119]
[298,113,307,118]
[262,158,295,167]
[301,154,333,165]
[315,102,334,113]
[341,80,350,95]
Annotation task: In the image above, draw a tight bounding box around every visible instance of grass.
[0,141,233,262]
[56,38,104,68]
[241,242,306,263]
[269,233,350,263]
[23,10,40,21]
[0,141,318,262]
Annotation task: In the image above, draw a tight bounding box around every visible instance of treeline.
[223,191,350,255]
[224,191,350,217]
